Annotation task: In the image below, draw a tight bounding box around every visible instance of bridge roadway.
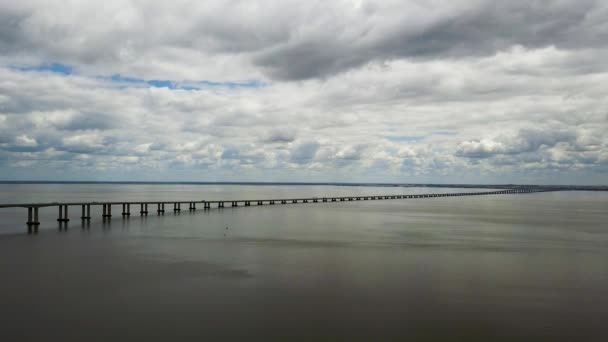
[0,188,545,234]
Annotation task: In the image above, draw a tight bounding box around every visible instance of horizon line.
[0,180,606,188]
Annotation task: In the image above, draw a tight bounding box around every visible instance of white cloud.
[15,135,37,147]
[0,1,607,184]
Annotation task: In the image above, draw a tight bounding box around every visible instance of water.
[0,184,607,341]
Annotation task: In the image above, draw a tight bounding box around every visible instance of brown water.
[0,184,607,341]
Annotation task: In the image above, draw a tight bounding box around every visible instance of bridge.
[0,188,548,234]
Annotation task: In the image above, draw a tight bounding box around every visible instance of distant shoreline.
[0,181,606,191]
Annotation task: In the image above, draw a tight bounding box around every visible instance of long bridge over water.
[0,187,552,234]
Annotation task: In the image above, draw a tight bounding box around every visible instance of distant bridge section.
[0,187,558,234]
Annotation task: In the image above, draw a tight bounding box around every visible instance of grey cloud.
[1,1,606,80]
[254,1,606,80]
[55,112,117,131]
[262,128,296,143]
[0,7,30,54]
[290,141,320,164]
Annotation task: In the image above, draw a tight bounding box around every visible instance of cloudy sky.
[1,0,607,184]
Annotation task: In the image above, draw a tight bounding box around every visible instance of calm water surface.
[0,184,607,341]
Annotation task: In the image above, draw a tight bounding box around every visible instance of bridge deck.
[0,188,548,233]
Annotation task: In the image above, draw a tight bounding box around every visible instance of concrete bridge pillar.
[26,207,40,233]
[81,204,91,220]
[57,205,70,222]
[102,204,112,218]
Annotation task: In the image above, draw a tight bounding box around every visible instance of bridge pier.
[303,199,308,203]
[204,202,210,209]
[173,203,181,212]
[122,203,131,217]
[157,203,165,213]
[232,201,238,207]
[257,201,263,205]
[292,200,297,203]
[26,207,40,233]
[81,204,91,220]
[270,200,275,205]
[218,202,224,208]
[57,205,69,222]
[140,203,148,215]
[102,204,112,218]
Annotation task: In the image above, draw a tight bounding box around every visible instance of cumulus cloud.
[0,1,606,184]
[456,128,578,158]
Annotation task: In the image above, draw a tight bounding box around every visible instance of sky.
[0,0,607,184]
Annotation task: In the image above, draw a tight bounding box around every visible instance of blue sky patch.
[11,63,73,75]
[9,62,264,90]
[108,73,265,90]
